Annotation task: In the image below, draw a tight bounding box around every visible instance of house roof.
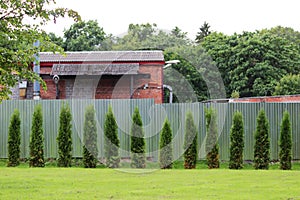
[51,63,139,76]
[40,51,164,62]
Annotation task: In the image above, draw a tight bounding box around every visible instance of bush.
[7,109,21,167]
[104,106,120,168]
[205,107,220,169]
[130,107,146,168]
[184,112,198,169]
[29,104,45,167]
[279,111,292,170]
[254,109,270,170]
[159,118,173,169]
[83,105,98,168]
[229,111,244,169]
[57,103,72,167]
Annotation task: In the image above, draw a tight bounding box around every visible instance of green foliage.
[279,111,292,170]
[104,106,120,168]
[29,105,44,167]
[57,103,72,167]
[205,107,220,169]
[229,111,244,169]
[0,0,80,100]
[159,118,173,169]
[183,112,198,169]
[202,28,300,97]
[273,74,300,95]
[195,21,211,43]
[83,105,98,168]
[7,109,21,167]
[130,107,146,168]
[254,109,270,170]
[63,20,106,51]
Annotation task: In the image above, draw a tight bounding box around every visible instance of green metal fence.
[0,100,299,161]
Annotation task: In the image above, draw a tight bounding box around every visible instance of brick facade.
[14,51,165,103]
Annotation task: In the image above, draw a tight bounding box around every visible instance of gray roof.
[51,63,139,76]
[40,51,164,62]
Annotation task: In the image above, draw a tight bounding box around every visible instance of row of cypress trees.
[6,104,292,170]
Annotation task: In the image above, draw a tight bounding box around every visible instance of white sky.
[43,0,300,39]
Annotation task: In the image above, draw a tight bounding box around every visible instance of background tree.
[279,111,292,170]
[7,109,21,167]
[159,118,173,169]
[0,0,80,100]
[229,111,244,169]
[254,109,270,170]
[104,106,120,168]
[195,21,212,43]
[29,104,44,167]
[273,74,300,95]
[183,112,198,169]
[205,107,220,169]
[83,105,98,168]
[63,20,106,51]
[130,107,146,168]
[57,103,72,167]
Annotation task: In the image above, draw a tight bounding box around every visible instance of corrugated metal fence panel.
[1,101,300,161]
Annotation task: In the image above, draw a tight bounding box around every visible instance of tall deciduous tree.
[0,0,80,100]
[254,109,270,170]
[130,107,146,168]
[57,103,72,167]
[7,109,21,167]
[279,111,292,170]
[229,111,244,169]
[273,74,300,96]
[104,106,120,168]
[159,118,173,169]
[184,112,198,169]
[63,20,106,51]
[83,105,98,168]
[29,104,44,167]
[205,107,219,169]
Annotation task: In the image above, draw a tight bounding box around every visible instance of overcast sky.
[44,0,300,39]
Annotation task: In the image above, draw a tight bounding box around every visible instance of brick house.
[12,50,165,104]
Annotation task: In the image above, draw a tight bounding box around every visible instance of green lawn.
[1,164,300,199]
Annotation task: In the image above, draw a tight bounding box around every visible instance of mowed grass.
[1,164,300,200]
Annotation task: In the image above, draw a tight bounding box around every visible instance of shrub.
[29,104,45,167]
[279,111,292,170]
[254,109,270,170]
[229,111,244,169]
[7,109,21,167]
[184,112,198,169]
[130,107,146,168]
[104,106,120,168]
[83,105,98,168]
[57,103,73,167]
[205,107,220,169]
[159,118,173,169]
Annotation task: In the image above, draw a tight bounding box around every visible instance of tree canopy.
[0,0,80,100]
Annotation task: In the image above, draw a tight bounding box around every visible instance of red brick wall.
[40,79,66,99]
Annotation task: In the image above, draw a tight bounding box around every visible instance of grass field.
[1,160,300,199]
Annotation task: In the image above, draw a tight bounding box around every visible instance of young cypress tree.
[254,109,270,170]
[159,118,173,169]
[205,107,220,169]
[229,111,244,169]
[279,111,292,170]
[104,106,120,168]
[130,107,146,168]
[7,109,21,167]
[83,105,98,168]
[183,112,198,169]
[29,104,45,167]
[57,103,73,167]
